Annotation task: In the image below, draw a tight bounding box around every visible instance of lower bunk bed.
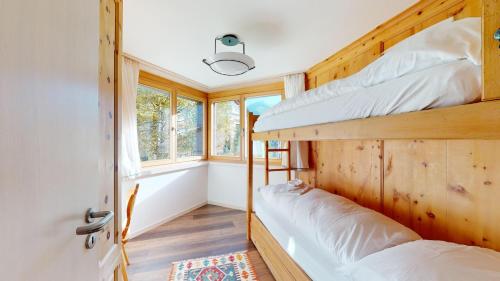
[251,184,500,281]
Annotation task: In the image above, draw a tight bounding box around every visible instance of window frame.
[175,92,207,163]
[208,90,285,164]
[208,96,244,161]
[138,71,207,168]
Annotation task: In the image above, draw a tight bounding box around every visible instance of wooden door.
[0,1,122,280]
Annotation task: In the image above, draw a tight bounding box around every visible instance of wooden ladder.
[264,141,292,185]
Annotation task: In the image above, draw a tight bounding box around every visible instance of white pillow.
[344,240,500,281]
[259,187,422,265]
[351,17,481,88]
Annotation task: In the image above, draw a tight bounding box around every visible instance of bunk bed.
[246,0,500,280]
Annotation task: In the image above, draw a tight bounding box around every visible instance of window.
[136,84,171,162]
[136,72,207,167]
[177,96,204,158]
[212,100,241,157]
[245,95,282,159]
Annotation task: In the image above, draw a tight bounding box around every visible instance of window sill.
[129,160,208,180]
[208,158,283,166]
[208,161,283,169]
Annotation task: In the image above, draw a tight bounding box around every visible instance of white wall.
[207,162,290,210]
[122,164,208,238]
[123,161,290,237]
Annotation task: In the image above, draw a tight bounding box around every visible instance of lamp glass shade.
[204,52,255,76]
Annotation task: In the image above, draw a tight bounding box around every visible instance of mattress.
[253,190,350,281]
[254,60,481,132]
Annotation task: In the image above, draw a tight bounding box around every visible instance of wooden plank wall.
[482,0,500,100]
[296,0,500,251]
[384,140,500,249]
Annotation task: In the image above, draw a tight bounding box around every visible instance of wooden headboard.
[297,0,500,251]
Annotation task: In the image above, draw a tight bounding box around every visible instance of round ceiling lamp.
[203,34,255,76]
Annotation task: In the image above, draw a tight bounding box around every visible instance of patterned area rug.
[168,251,259,281]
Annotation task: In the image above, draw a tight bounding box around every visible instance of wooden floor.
[126,205,275,281]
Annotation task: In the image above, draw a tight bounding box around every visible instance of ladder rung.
[268,168,291,172]
[267,148,289,152]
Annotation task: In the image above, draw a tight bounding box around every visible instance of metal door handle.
[76,208,114,235]
[76,208,114,249]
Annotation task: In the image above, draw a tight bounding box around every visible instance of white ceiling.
[124,0,418,92]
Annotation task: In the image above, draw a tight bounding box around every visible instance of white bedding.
[257,185,421,265]
[344,240,500,281]
[254,59,481,132]
[253,190,349,281]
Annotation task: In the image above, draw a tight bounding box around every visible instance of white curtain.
[283,73,309,170]
[121,57,142,177]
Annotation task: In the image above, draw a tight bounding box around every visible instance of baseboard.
[127,201,208,239]
[207,200,246,211]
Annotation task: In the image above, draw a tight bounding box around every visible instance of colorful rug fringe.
[168,251,259,281]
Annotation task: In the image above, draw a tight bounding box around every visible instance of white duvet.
[344,240,500,281]
[258,185,421,265]
[254,60,481,132]
[254,17,482,132]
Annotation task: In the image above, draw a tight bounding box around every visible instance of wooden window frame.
[175,92,207,163]
[139,71,207,168]
[208,96,244,162]
[208,90,285,166]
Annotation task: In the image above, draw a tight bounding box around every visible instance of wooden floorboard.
[126,204,275,281]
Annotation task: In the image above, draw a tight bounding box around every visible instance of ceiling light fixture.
[203,34,255,76]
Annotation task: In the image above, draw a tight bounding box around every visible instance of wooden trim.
[247,113,258,240]
[114,1,124,280]
[139,71,207,100]
[208,85,285,161]
[264,141,269,185]
[251,213,311,281]
[208,98,242,159]
[209,81,284,99]
[286,141,291,181]
[268,168,289,172]
[268,148,289,152]
[482,0,500,101]
[175,93,208,160]
[253,100,500,141]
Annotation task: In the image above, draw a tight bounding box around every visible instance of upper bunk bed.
[251,0,500,142]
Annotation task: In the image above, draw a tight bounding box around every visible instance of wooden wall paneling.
[482,0,500,101]
[315,71,330,87]
[383,140,500,250]
[382,28,415,51]
[314,140,383,211]
[446,140,500,250]
[456,0,482,20]
[383,140,448,240]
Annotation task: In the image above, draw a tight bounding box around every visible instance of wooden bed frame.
[246,0,500,280]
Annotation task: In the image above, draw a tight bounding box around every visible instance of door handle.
[76,208,114,249]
